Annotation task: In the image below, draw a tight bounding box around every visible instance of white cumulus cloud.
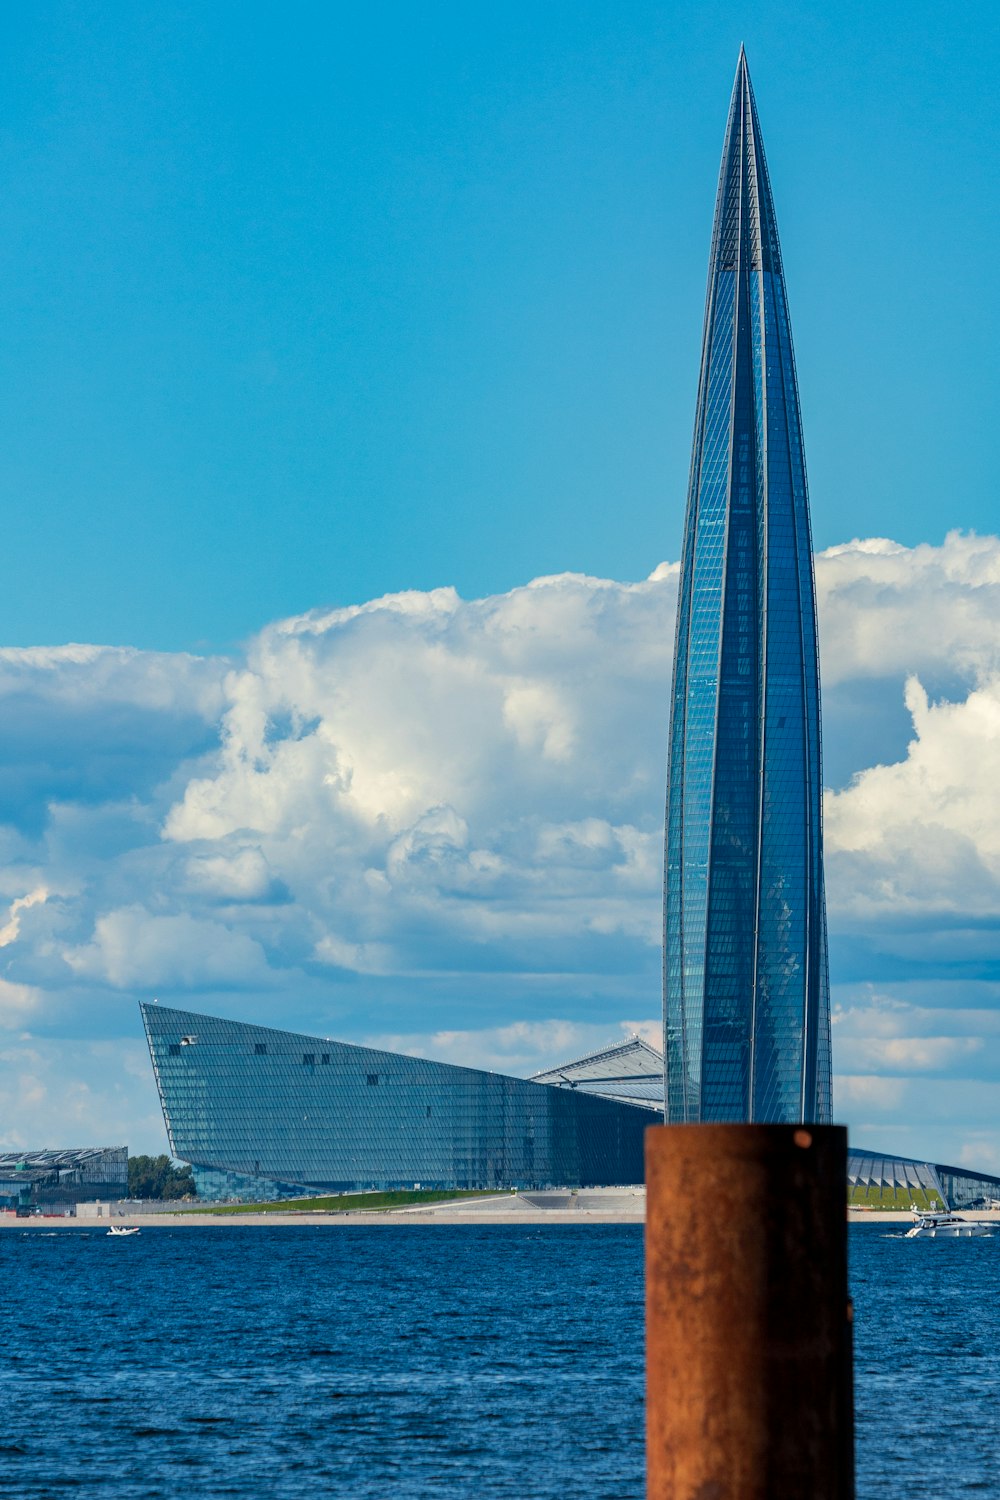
[0,533,998,1166]
[826,675,1000,917]
[64,906,273,990]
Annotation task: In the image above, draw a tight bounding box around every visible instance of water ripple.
[1,1224,996,1496]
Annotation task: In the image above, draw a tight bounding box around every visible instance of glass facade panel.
[663,52,831,1124]
[142,1004,659,1192]
[0,1146,128,1207]
[530,1036,666,1108]
[847,1149,1000,1211]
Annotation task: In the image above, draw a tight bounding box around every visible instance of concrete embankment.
[6,1194,999,1228]
[6,1189,647,1227]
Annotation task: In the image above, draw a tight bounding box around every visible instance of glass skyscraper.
[663,50,832,1125]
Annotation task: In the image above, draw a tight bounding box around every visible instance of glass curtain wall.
[142,1003,659,1192]
[664,51,831,1124]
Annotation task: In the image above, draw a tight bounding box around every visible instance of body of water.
[3,1223,997,1497]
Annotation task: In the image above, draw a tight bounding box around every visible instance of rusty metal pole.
[646,1123,854,1500]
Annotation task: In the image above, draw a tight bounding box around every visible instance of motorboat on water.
[904,1207,990,1239]
[106,1224,140,1237]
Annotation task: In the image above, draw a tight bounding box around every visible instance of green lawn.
[848,1184,944,1211]
[190,1188,506,1215]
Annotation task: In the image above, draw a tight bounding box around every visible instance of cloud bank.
[2,530,999,1169]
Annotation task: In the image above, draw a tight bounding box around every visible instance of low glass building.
[530,1036,666,1109]
[848,1148,1000,1211]
[141,1003,659,1197]
[0,1146,128,1208]
[537,1040,1000,1213]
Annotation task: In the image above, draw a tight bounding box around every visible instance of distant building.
[848,1149,1000,1212]
[541,1044,1000,1211]
[663,50,831,1124]
[530,1035,666,1109]
[141,1003,659,1199]
[140,1005,1000,1207]
[0,1147,128,1209]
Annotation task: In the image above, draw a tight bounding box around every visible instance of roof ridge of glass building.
[850,1145,1000,1186]
[143,1002,669,1094]
[529,1034,664,1078]
[530,1037,668,1110]
[0,1146,127,1164]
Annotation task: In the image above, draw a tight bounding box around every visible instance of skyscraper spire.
[663,53,831,1124]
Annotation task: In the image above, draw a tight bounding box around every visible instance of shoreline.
[6,1203,1000,1228]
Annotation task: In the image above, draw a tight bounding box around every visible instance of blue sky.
[0,1,995,649]
[0,5,998,1172]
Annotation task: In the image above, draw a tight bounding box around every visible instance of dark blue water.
[2,1224,997,1497]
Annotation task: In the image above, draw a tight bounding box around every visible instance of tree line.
[127,1154,197,1199]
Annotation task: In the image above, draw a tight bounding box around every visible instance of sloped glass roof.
[531,1037,666,1109]
[0,1147,124,1168]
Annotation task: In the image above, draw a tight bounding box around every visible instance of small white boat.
[904,1207,990,1239]
[106,1224,140,1237]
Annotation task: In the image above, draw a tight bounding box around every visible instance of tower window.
[303,1053,315,1065]
[255,1043,267,1056]
[366,1073,379,1086]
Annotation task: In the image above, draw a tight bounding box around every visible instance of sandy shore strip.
[6,1195,1000,1228]
[4,1189,645,1227]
